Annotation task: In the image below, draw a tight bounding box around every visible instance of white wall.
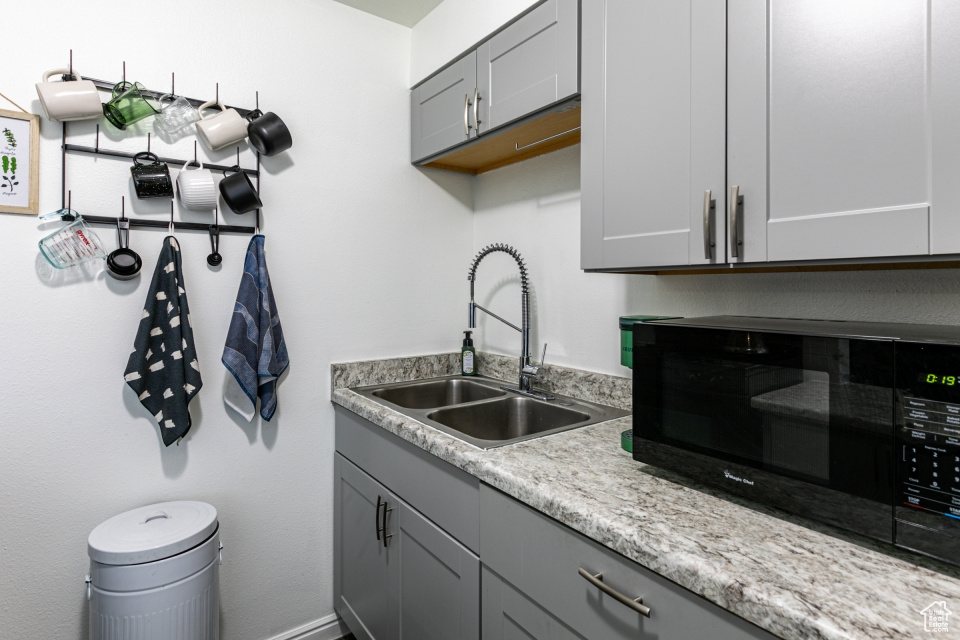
[414,0,960,379]
[1,1,472,639]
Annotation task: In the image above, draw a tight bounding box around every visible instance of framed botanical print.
[0,109,40,215]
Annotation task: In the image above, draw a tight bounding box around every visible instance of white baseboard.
[262,613,351,640]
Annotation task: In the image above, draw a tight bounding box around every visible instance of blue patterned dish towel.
[222,235,289,421]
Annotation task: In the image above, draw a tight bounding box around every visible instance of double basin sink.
[353,376,629,449]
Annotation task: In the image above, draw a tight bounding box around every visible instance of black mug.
[130,152,173,199]
[246,109,292,156]
[219,165,262,214]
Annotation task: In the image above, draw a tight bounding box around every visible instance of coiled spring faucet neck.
[468,243,529,293]
[468,244,538,392]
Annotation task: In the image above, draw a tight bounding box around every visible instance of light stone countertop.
[331,353,960,640]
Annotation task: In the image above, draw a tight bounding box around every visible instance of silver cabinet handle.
[703,190,715,259]
[464,93,473,137]
[729,185,741,258]
[578,567,651,617]
[473,88,482,134]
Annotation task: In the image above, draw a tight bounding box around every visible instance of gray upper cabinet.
[411,0,580,165]
[583,0,960,271]
[477,0,580,133]
[728,0,957,264]
[581,0,726,270]
[411,51,478,163]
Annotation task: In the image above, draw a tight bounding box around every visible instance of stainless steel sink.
[371,378,506,409]
[353,376,629,449]
[427,397,591,441]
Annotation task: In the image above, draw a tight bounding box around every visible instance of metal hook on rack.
[256,91,259,111]
[117,197,130,248]
[236,146,240,167]
[147,132,151,153]
[69,49,73,80]
[207,207,222,266]
[169,201,175,236]
[95,124,100,152]
[66,190,74,219]
[171,72,175,96]
[122,61,126,85]
[216,82,219,104]
[193,141,197,164]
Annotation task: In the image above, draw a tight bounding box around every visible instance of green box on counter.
[619,316,679,368]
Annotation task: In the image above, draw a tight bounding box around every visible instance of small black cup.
[246,109,292,157]
[130,152,173,199]
[219,165,262,214]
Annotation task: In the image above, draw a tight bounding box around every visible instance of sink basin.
[370,378,506,409]
[352,375,630,449]
[427,397,591,441]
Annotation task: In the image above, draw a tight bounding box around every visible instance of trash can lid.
[88,501,218,565]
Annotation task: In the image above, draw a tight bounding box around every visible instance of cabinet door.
[728,0,938,263]
[335,454,398,640]
[476,0,579,134]
[482,567,587,640]
[412,51,478,162]
[394,500,480,640]
[581,0,726,270]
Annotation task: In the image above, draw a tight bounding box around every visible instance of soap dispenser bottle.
[461,330,477,376]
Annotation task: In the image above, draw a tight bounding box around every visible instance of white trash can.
[87,501,221,640]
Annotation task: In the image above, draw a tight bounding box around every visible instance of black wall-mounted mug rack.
[58,54,262,236]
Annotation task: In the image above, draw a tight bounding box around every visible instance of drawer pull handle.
[578,566,651,617]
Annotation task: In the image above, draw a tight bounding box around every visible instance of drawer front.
[480,485,776,640]
[336,406,480,552]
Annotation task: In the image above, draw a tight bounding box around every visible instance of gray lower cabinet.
[411,0,579,164]
[482,567,587,640]
[335,453,480,640]
[335,453,397,640]
[480,485,777,640]
[582,0,960,271]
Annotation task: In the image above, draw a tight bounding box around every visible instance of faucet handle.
[523,343,548,378]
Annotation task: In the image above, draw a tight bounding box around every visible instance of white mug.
[177,161,217,211]
[195,100,248,151]
[35,68,103,122]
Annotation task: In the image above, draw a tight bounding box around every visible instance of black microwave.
[633,316,960,566]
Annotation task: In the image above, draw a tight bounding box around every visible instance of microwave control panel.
[895,341,960,565]
[898,397,960,520]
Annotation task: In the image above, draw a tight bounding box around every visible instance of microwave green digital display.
[918,373,958,385]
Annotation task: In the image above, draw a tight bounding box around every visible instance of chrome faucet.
[467,244,550,399]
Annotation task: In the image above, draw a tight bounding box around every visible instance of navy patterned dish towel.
[124,237,202,446]
[222,235,288,421]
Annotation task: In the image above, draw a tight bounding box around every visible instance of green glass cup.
[103,81,161,129]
